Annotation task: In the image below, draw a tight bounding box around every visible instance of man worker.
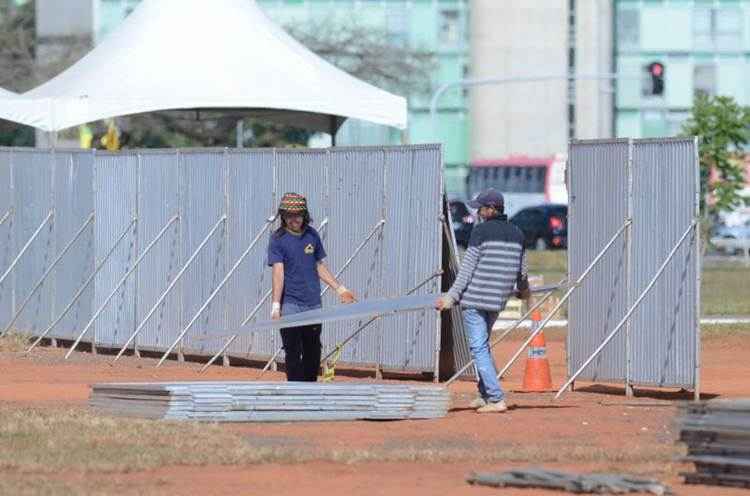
[268,192,356,382]
[436,188,531,413]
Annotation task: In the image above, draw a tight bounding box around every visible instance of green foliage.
[680,94,750,218]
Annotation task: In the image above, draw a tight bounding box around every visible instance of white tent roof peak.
[15,0,406,132]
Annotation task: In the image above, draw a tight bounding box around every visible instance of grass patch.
[701,323,750,338]
[0,405,679,474]
[0,332,31,352]
[525,250,750,316]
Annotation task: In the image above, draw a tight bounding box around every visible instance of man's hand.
[337,285,356,304]
[434,295,454,311]
[271,302,281,320]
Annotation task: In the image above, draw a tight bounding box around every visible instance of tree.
[680,94,750,221]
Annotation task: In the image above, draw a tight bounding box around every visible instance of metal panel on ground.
[52,151,94,339]
[224,150,276,360]
[567,140,629,383]
[12,149,55,334]
[630,138,698,388]
[136,151,180,350]
[0,149,14,329]
[179,151,227,354]
[94,152,137,348]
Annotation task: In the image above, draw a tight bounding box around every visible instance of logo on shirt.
[304,243,314,255]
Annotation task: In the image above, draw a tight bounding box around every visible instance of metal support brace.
[0,210,54,288]
[0,209,13,227]
[554,220,698,400]
[444,279,564,386]
[111,215,226,363]
[55,215,179,359]
[155,215,276,368]
[320,219,385,298]
[64,216,174,358]
[496,220,631,380]
[2,213,95,337]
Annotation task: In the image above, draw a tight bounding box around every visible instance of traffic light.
[646,61,665,96]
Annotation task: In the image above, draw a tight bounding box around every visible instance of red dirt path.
[1,331,748,495]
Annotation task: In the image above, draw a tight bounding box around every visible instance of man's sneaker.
[476,400,508,413]
[468,397,487,409]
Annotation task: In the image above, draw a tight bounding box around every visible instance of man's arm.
[436,231,482,310]
[271,262,284,319]
[317,262,356,303]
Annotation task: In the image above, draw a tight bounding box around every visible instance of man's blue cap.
[468,188,504,209]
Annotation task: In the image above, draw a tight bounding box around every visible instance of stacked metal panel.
[89,382,451,421]
[679,399,750,488]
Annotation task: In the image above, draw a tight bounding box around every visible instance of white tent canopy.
[2,0,407,133]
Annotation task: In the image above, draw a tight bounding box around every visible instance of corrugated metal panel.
[325,148,386,366]
[630,138,698,388]
[179,151,227,354]
[136,151,180,350]
[224,150,276,359]
[12,149,55,334]
[273,149,329,364]
[567,140,629,382]
[94,152,137,347]
[0,149,14,329]
[51,151,94,339]
[379,146,442,372]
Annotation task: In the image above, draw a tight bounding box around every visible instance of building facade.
[614,0,750,138]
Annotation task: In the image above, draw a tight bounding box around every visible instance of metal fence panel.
[51,151,94,339]
[179,151,227,353]
[93,152,137,347]
[567,140,629,383]
[325,148,386,367]
[224,150,276,359]
[0,149,14,329]
[630,138,698,388]
[379,146,442,372]
[12,149,55,334]
[273,149,329,363]
[136,151,180,350]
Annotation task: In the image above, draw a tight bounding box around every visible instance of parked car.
[510,204,567,250]
[711,220,750,256]
[449,200,475,249]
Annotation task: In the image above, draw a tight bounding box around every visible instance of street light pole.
[429,72,638,141]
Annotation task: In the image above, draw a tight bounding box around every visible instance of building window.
[616,8,639,50]
[694,7,742,51]
[439,9,461,45]
[694,64,716,97]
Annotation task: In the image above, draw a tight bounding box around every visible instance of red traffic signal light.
[646,61,665,96]
[650,62,664,77]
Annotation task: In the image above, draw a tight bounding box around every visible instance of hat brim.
[467,199,482,208]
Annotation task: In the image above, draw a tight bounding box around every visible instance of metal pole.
[1,212,95,337]
[64,215,176,358]
[624,139,634,398]
[110,215,226,362]
[200,217,376,373]
[693,136,702,402]
[496,220,631,379]
[0,210,54,288]
[444,281,562,386]
[554,221,698,400]
[154,216,275,367]
[26,214,134,354]
[430,73,641,140]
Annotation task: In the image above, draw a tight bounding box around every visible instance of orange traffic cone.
[521,310,553,392]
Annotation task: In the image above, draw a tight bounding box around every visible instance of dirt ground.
[1,330,748,496]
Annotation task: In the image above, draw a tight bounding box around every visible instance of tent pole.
[329,116,337,147]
